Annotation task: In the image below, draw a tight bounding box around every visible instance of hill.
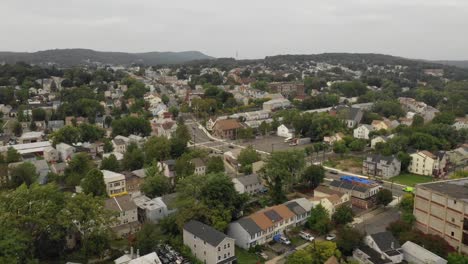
[434,60,468,69]
[0,49,213,66]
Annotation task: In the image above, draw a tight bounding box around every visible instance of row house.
[227,198,313,249]
[363,155,401,179]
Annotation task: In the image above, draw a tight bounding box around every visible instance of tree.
[237,146,260,174]
[174,154,195,180]
[332,206,354,226]
[302,165,325,189]
[372,100,405,118]
[65,153,95,187]
[100,154,121,172]
[399,194,414,214]
[9,162,38,188]
[29,120,37,131]
[412,114,424,127]
[307,204,331,235]
[135,223,162,255]
[12,121,23,137]
[51,125,81,145]
[287,241,341,264]
[447,253,468,264]
[81,169,107,197]
[78,123,105,142]
[432,112,456,125]
[103,138,113,153]
[6,147,21,163]
[206,156,224,174]
[161,94,170,104]
[333,141,349,155]
[376,189,393,206]
[397,151,411,172]
[336,226,364,255]
[141,168,171,198]
[144,136,171,163]
[169,106,179,118]
[122,143,145,171]
[111,116,151,137]
[237,127,255,140]
[31,108,46,121]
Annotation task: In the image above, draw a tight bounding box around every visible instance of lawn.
[390,173,433,187]
[236,247,264,264]
[323,155,363,174]
[290,236,307,247]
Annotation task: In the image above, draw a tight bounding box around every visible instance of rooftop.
[105,194,137,212]
[418,178,468,201]
[184,220,229,247]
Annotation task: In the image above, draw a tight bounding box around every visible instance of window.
[218,246,220,251]
[451,231,455,236]
[224,254,226,259]
[204,251,206,255]
[224,244,226,249]
[228,243,230,248]
[194,244,196,248]
[218,256,221,260]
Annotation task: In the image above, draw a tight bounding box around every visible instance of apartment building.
[363,155,401,179]
[228,198,313,249]
[413,178,468,254]
[183,220,236,264]
[102,170,127,197]
[408,150,448,177]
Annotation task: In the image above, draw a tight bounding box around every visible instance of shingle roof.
[214,119,242,131]
[237,218,262,236]
[235,174,261,186]
[357,246,393,264]
[369,231,401,252]
[184,220,229,247]
[264,209,282,222]
[330,180,369,193]
[105,194,137,212]
[284,201,306,216]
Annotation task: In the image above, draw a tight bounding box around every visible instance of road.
[355,207,400,234]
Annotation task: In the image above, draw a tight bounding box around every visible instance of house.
[9,159,50,184]
[323,132,345,145]
[105,194,140,237]
[47,120,65,131]
[401,241,447,264]
[183,220,237,264]
[398,97,439,122]
[115,251,162,264]
[330,105,364,128]
[157,160,176,183]
[113,135,130,153]
[413,178,468,254]
[371,120,389,131]
[132,194,173,223]
[51,162,67,175]
[363,155,401,179]
[447,144,468,170]
[408,150,448,177]
[353,246,393,264]
[228,199,313,249]
[123,169,146,193]
[18,131,44,144]
[370,134,394,149]
[206,116,227,131]
[56,143,76,162]
[364,231,403,263]
[224,148,242,170]
[453,117,468,130]
[191,158,206,175]
[276,124,295,138]
[310,186,350,215]
[353,124,375,139]
[102,170,127,197]
[212,119,242,140]
[43,146,59,162]
[232,174,264,195]
[329,179,382,209]
[262,98,291,111]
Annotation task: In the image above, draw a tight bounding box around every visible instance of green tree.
[169,106,179,118]
[287,241,341,264]
[141,168,171,198]
[161,94,170,104]
[307,204,331,235]
[336,226,364,255]
[174,154,195,180]
[144,136,171,163]
[332,206,354,226]
[111,116,151,137]
[122,143,145,171]
[135,223,162,255]
[51,125,81,145]
[237,146,260,174]
[333,141,349,155]
[29,120,37,131]
[397,151,411,172]
[31,108,46,121]
[78,123,105,142]
[399,194,414,214]
[100,154,121,172]
[81,169,107,197]
[237,127,255,140]
[412,114,424,127]
[447,253,468,264]
[302,165,325,189]
[65,153,95,187]
[376,189,393,206]
[6,147,21,163]
[432,112,456,125]
[103,138,113,153]
[12,121,23,137]
[9,162,38,188]
[206,156,225,174]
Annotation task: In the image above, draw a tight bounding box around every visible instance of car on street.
[325,233,336,241]
[299,231,315,241]
[402,186,414,193]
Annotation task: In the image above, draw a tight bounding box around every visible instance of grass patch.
[390,173,433,187]
[236,247,264,264]
[324,155,363,173]
[290,236,307,247]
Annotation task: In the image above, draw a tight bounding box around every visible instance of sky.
[1,0,467,60]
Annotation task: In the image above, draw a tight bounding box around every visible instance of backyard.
[323,155,363,174]
[390,173,433,186]
[236,247,264,264]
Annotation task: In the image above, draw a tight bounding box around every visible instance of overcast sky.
[1,0,467,60]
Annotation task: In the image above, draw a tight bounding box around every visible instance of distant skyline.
[1,0,468,60]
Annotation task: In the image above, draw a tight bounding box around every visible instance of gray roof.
[369,231,401,252]
[190,158,205,167]
[357,246,393,264]
[284,201,306,216]
[237,218,262,236]
[161,193,178,210]
[366,154,398,165]
[235,174,261,186]
[336,106,363,122]
[184,220,229,247]
[419,178,468,201]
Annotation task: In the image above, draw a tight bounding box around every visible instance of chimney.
[391,241,394,249]
[130,247,134,258]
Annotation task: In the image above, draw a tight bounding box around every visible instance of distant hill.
[0,49,214,66]
[434,60,468,69]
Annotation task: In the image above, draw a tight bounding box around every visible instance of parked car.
[280,236,291,245]
[299,231,315,241]
[325,233,336,241]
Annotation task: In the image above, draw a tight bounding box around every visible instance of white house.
[56,142,76,162]
[105,194,140,237]
[232,174,264,195]
[408,150,447,177]
[277,124,294,138]
[453,117,468,130]
[353,124,375,139]
[401,241,447,264]
[102,170,127,197]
